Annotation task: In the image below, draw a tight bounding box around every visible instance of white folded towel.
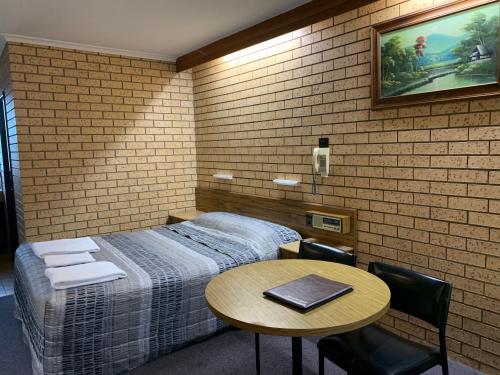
[32,237,100,258]
[45,261,127,290]
[44,252,96,268]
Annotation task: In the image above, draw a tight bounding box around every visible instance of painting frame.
[371,0,500,109]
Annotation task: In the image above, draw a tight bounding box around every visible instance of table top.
[205,260,391,337]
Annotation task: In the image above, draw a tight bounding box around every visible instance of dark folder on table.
[263,274,353,312]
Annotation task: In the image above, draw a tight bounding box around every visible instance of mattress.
[14,212,301,375]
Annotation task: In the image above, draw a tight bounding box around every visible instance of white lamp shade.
[213,174,233,181]
[273,178,300,186]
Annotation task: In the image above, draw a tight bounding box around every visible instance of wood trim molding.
[175,0,375,72]
[1,33,176,62]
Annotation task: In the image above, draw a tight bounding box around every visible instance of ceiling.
[0,0,309,61]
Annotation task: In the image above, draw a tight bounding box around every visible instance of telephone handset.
[312,138,330,194]
[313,147,329,177]
[313,138,329,177]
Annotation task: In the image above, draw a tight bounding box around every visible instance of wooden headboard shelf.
[195,188,358,252]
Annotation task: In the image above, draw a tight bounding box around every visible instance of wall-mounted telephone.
[312,138,329,194]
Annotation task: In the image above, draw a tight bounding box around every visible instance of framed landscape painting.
[372,0,500,109]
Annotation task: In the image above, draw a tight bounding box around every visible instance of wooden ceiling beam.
[175,0,375,72]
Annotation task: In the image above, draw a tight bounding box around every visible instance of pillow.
[192,212,302,259]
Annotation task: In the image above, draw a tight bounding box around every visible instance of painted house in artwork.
[470,45,491,61]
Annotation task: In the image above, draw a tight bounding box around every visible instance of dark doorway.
[0,93,18,257]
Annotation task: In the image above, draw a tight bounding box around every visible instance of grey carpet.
[0,296,481,375]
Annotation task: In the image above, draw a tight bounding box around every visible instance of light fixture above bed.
[273,178,300,187]
[213,174,233,181]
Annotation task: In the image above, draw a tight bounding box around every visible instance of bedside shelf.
[279,240,302,259]
[167,210,205,224]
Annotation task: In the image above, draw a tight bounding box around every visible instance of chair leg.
[318,351,324,375]
[255,333,260,374]
[441,357,449,375]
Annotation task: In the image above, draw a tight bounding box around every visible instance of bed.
[14,212,302,375]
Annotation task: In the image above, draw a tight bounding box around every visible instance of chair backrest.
[368,262,452,329]
[298,241,356,266]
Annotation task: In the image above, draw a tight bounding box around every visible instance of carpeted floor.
[0,296,482,375]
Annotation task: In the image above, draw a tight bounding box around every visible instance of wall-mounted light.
[273,178,300,187]
[213,174,233,181]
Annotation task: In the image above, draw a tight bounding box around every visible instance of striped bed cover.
[14,212,301,375]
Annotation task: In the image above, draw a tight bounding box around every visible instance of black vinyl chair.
[298,241,356,266]
[317,261,452,375]
[254,241,356,374]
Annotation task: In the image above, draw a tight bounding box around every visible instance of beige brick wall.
[193,0,500,372]
[0,0,498,371]
[1,42,196,241]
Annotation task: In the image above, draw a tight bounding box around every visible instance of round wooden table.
[205,259,391,375]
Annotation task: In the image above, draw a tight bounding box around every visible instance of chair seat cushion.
[317,324,440,375]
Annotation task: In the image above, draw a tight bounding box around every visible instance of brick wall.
[1,42,196,241]
[193,0,500,372]
[0,0,498,371]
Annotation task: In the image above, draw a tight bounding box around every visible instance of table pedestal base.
[292,337,302,375]
[255,333,260,374]
[253,335,303,375]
